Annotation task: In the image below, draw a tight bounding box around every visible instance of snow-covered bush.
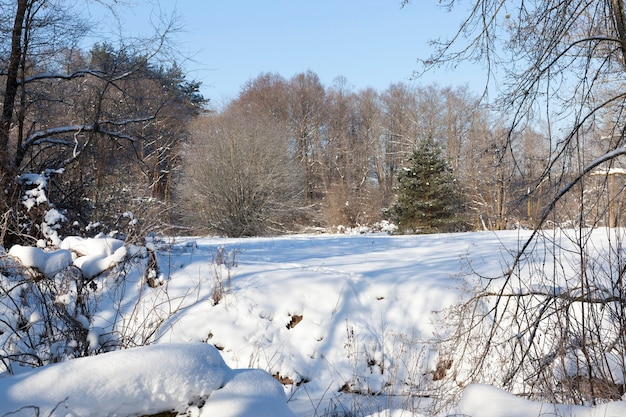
[209,246,238,306]
[13,171,67,248]
[336,220,398,235]
[432,228,626,411]
[0,236,175,375]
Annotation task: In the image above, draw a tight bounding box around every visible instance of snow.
[61,236,125,257]
[457,384,626,417]
[199,369,296,417]
[0,343,294,417]
[61,236,129,278]
[8,237,129,279]
[73,244,128,278]
[157,232,475,402]
[2,229,626,416]
[8,245,73,278]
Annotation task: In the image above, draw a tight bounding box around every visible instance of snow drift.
[458,383,626,417]
[0,343,295,417]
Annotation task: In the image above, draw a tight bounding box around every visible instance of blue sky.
[94,1,485,104]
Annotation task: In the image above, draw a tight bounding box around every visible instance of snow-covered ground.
[0,343,294,417]
[2,229,626,416]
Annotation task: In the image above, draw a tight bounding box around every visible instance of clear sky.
[92,1,486,105]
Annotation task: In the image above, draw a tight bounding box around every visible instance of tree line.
[2,1,623,244]
[178,71,555,236]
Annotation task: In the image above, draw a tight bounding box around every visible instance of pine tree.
[391,136,463,233]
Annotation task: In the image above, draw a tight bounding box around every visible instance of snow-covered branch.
[20,69,106,83]
[478,286,626,305]
[508,147,626,278]
[23,125,97,147]
[9,67,146,84]
[22,116,156,150]
[99,114,156,127]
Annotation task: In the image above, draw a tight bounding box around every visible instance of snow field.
[3,229,626,415]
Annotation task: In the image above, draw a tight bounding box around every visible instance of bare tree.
[402,0,626,409]
[0,0,197,245]
[287,71,327,201]
[179,110,304,237]
[230,72,289,120]
[379,83,421,200]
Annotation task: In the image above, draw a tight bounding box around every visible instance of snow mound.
[8,237,130,279]
[199,369,296,417]
[0,343,295,417]
[61,236,125,257]
[73,245,128,278]
[62,236,128,278]
[8,245,72,278]
[457,383,626,417]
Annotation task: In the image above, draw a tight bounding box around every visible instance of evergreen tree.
[391,136,463,233]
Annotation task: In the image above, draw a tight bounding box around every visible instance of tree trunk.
[0,0,27,178]
[612,0,626,68]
